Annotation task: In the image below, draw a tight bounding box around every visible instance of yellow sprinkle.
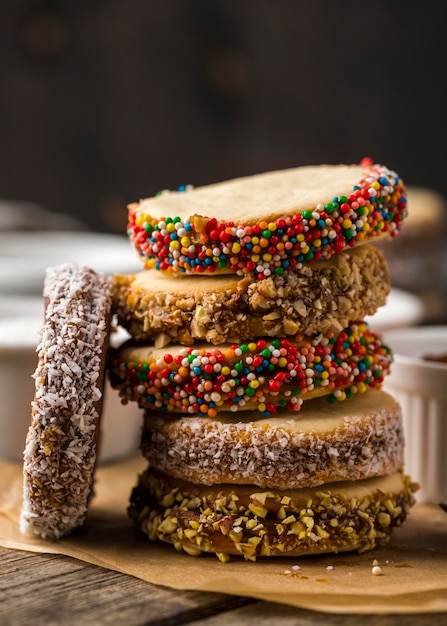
[371,181,380,190]
[251,254,260,262]
[221,366,230,376]
[166,222,176,232]
[248,343,257,351]
[268,222,276,231]
[278,357,288,368]
[232,242,241,254]
[251,236,259,245]
[180,236,191,247]
[262,253,272,262]
[343,219,352,229]
[169,240,180,250]
[249,380,260,389]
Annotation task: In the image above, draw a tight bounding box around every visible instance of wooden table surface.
[1,546,446,626]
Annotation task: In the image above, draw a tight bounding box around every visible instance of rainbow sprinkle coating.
[108,322,392,418]
[128,160,407,279]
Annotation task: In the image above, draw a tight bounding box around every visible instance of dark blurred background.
[0,0,446,233]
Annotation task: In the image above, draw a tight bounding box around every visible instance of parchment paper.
[1,457,446,615]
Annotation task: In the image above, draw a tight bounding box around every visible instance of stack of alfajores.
[108,157,417,561]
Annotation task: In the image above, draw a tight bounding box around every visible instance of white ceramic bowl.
[365,288,425,332]
[0,230,141,294]
[0,297,142,464]
[383,326,447,504]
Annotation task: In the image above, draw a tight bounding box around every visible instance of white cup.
[383,326,447,504]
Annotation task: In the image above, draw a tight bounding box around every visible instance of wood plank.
[189,601,447,626]
[0,547,254,626]
[2,547,446,626]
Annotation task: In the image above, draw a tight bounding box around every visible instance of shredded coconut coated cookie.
[20,264,112,539]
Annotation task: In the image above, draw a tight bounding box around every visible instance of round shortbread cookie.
[140,390,404,489]
[127,159,407,278]
[129,467,416,561]
[112,245,390,346]
[108,322,392,417]
[20,264,112,539]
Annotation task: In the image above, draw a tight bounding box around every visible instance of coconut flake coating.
[20,264,112,539]
[141,390,404,489]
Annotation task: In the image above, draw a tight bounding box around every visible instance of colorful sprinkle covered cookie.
[112,245,390,347]
[128,159,407,279]
[108,321,392,418]
[21,264,112,540]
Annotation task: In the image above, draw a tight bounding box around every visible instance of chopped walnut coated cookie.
[112,245,389,347]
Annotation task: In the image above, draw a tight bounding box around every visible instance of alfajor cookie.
[108,321,392,417]
[140,390,404,489]
[129,467,416,561]
[112,245,389,347]
[127,159,407,278]
[21,264,112,540]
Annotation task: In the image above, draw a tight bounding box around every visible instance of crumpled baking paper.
[1,456,446,615]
